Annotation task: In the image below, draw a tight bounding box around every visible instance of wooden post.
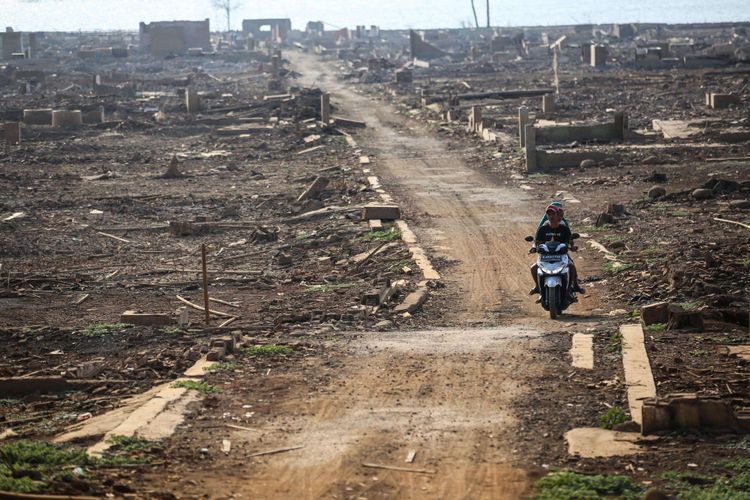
[201,244,210,324]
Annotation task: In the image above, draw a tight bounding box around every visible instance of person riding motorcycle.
[529,204,585,296]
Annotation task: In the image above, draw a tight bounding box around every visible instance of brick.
[362,204,400,221]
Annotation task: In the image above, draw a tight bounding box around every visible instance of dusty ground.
[1,29,750,500]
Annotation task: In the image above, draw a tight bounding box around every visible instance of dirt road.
[290,51,540,324]
[145,51,582,499]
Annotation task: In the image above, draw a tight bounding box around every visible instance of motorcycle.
[525,233,580,319]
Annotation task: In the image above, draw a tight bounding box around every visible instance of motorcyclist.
[529,204,585,296]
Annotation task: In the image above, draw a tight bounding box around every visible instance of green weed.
[645,323,667,333]
[242,344,294,357]
[172,380,219,394]
[630,309,641,318]
[597,234,625,243]
[107,435,163,454]
[642,246,666,256]
[677,301,702,311]
[358,226,401,242]
[0,440,92,492]
[81,322,131,337]
[743,259,750,269]
[599,406,628,430]
[160,326,183,335]
[204,362,238,372]
[607,330,623,353]
[535,471,643,500]
[386,258,414,272]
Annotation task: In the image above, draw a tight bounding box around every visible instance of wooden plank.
[363,463,435,474]
[248,445,304,458]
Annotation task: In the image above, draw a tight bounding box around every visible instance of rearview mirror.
[571,233,580,240]
[524,235,534,242]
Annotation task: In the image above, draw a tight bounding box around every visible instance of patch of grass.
[630,309,641,318]
[645,323,667,333]
[81,322,131,337]
[602,260,633,274]
[597,234,625,243]
[358,226,400,242]
[642,246,666,256]
[0,440,92,493]
[107,435,163,454]
[204,362,238,372]
[242,344,294,357]
[599,406,629,430]
[527,172,548,179]
[607,330,623,353]
[743,259,750,269]
[304,282,358,294]
[0,399,19,408]
[160,326,183,335]
[677,301,702,311]
[535,471,643,500]
[172,380,220,394]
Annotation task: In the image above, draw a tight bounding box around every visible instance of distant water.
[5,0,750,32]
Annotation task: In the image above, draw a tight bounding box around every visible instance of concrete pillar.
[469,106,482,133]
[525,124,538,173]
[270,55,281,78]
[542,94,556,115]
[591,44,607,67]
[613,112,626,139]
[320,92,330,125]
[5,122,20,145]
[185,88,201,113]
[518,106,529,147]
[51,110,82,128]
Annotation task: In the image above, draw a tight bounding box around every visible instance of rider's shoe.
[529,286,540,295]
[535,297,542,304]
[575,284,586,294]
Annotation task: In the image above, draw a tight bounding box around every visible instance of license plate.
[540,255,561,261]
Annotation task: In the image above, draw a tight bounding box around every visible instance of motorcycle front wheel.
[548,287,559,319]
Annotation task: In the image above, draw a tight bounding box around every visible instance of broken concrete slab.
[708,93,740,109]
[570,333,594,369]
[642,393,748,434]
[394,286,429,314]
[566,428,645,458]
[52,110,82,128]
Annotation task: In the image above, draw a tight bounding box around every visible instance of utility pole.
[470,0,480,28]
[486,0,490,28]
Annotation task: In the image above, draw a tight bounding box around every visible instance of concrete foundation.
[708,92,741,109]
[641,394,750,434]
[23,108,53,125]
[51,110,82,128]
[535,113,626,144]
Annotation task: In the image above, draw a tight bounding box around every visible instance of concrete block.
[362,204,400,221]
[121,310,175,327]
[395,68,413,84]
[4,122,20,145]
[24,108,53,125]
[332,116,366,128]
[469,106,482,133]
[81,107,104,124]
[667,306,704,331]
[368,219,384,231]
[709,93,740,109]
[591,44,607,67]
[698,399,738,430]
[672,399,701,428]
[542,94,556,115]
[393,287,429,314]
[185,88,201,113]
[51,110,82,128]
[524,124,537,172]
[641,302,669,326]
[641,399,671,433]
[207,346,226,361]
